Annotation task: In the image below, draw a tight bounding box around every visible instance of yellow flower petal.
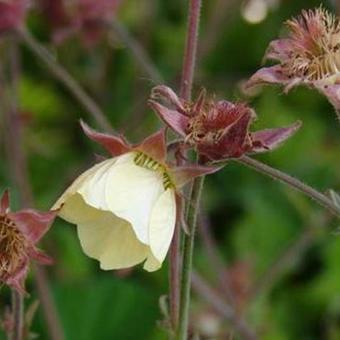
[52,159,113,211]
[104,155,164,244]
[78,159,116,211]
[57,193,96,224]
[143,253,162,272]
[73,196,150,269]
[148,189,176,263]
[53,152,176,272]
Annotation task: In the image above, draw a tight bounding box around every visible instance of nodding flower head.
[52,121,219,272]
[149,85,301,161]
[282,8,340,83]
[0,190,57,293]
[246,7,340,116]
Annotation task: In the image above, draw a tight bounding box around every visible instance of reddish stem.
[169,195,182,330]
[180,0,202,101]
[2,38,65,340]
[173,1,202,338]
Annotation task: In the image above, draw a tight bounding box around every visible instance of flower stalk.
[180,0,202,101]
[178,175,205,340]
[237,156,340,218]
[176,0,202,338]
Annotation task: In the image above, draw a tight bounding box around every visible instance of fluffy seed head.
[283,7,340,82]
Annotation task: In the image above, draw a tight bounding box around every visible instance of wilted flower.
[0,190,56,293]
[246,7,340,116]
[53,122,218,272]
[40,0,121,45]
[0,0,29,33]
[149,85,301,161]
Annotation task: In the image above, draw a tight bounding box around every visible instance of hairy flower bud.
[149,85,301,161]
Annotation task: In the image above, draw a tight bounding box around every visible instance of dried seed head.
[0,215,28,282]
[283,7,340,82]
[186,101,253,146]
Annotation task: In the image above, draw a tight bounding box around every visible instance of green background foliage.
[0,0,339,339]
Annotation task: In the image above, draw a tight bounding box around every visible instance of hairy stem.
[177,1,202,338]
[180,0,202,101]
[178,176,205,340]
[237,156,340,218]
[11,291,23,340]
[16,28,113,133]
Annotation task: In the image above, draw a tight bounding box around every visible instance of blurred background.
[0,0,339,339]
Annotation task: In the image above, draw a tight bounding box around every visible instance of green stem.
[176,0,202,337]
[237,156,340,218]
[178,176,205,340]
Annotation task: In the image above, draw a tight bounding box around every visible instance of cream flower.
[53,122,218,271]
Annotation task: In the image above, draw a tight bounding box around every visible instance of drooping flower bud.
[246,7,340,117]
[0,190,57,293]
[149,85,301,161]
[53,122,219,272]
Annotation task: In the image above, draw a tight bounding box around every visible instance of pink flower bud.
[149,86,301,161]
